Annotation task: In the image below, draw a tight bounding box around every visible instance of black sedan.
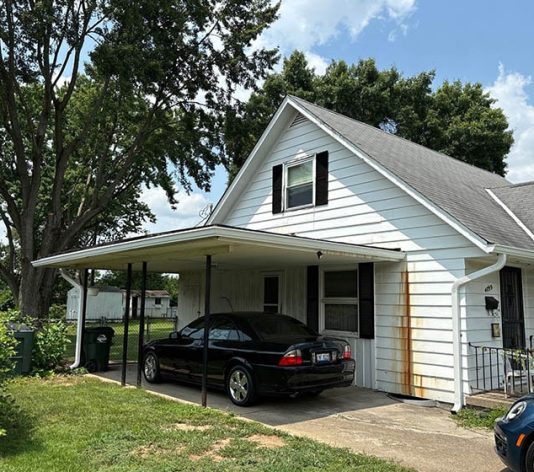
[142,312,356,406]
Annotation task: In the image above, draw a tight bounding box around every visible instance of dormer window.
[286,159,314,209]
[272,150,329,214]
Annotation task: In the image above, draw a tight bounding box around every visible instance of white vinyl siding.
[218,116,484,402]
[178,268,307,331]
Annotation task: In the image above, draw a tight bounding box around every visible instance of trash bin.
[9,323,34,375]
[82,326,114,372]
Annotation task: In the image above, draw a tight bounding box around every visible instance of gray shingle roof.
[491,183,534,236]
[290,96,534,251]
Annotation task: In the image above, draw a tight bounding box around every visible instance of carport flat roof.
[32,224,405,272]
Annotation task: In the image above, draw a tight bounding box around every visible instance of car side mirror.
[169,331,181,339]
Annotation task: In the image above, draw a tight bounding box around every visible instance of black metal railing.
[470,342,534,397]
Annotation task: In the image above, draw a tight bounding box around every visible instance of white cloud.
[140,186,213,234]
[231,1,417,102]
[303,51,329,75]
[256,0,416,70]
[486,65,534,183]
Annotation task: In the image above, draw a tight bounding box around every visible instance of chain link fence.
[66,315,178,364]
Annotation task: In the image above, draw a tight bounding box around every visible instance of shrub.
[0,313,18,437]
[32,320,70,373]
[0,290,14,311]
[48,304,67,320]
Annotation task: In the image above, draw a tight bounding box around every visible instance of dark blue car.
[495,394,534,471]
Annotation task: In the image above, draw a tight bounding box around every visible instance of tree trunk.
[18,263,56,318]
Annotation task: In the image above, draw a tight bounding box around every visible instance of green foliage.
[454,406,507,430]
[31,320,70,374]
[0,289,14,311]
[0,312,17,383]
[47,304,67,321]
[0,0,280,317]
[96,271,179,304]
[226,51,513,179]
[0,312,18,437]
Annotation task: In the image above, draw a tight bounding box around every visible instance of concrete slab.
[96,365,509,472]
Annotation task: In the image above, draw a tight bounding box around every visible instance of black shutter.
[315,151,329,206]
[306,265,319,332]
[358,262,375,339]
[272,164,283,214]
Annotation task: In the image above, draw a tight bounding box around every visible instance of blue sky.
[137,1,534,232]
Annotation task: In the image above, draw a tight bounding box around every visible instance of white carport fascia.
[32,225,405,269]
[489,244,534,263]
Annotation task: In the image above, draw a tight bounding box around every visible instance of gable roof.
[210,95,534,253]
[289,96,534,251]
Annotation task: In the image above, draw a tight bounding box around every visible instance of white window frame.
[283,155,315,211]
[319,266,359,337]
[262,271,284,313]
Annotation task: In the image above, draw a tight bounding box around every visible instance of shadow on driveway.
[96,363,396,426]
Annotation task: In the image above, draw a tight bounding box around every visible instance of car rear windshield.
[248,315,317,340]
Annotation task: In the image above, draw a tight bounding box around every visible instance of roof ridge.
[488,180,534,190]
[288,95,511,185]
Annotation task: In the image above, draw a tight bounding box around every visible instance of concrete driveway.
[96,365,507,472]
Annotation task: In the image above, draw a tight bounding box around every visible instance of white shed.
[66,286,124,321]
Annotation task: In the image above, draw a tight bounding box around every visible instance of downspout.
[59,270,83,369]
[451,253,507,413]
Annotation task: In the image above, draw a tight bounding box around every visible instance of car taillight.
[278,349,303,366]
[342,344,352,360]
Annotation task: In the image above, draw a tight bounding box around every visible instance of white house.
[36,96,534,409]
[128,290,172,318]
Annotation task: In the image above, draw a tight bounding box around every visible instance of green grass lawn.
[66,319,177,363]
[0,376,414,472]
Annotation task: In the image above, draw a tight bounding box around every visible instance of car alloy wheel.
[227,366,256,406]
[143,352,160,383]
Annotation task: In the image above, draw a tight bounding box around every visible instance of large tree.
[0,0,279,317]
[225,52,513,178]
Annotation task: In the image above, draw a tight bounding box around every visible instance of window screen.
[324,304,358,331]
[286,160,313,208]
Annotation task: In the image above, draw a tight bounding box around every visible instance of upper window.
[285,159,314,209]
[154,297,162,305]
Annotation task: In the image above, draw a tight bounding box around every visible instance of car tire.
[525,440,534,472]
[226,365,256,407]
[143,351,161,383]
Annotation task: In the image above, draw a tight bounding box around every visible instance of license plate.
[315,352,331,363]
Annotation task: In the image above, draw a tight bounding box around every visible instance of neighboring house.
[67,287,173,321]
[128,290,172,318]
[38,95,534,409]
[66,286,123,321]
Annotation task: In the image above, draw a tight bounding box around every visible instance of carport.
[32,224,405,406]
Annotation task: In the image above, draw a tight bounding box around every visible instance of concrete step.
[466,392,515,409]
